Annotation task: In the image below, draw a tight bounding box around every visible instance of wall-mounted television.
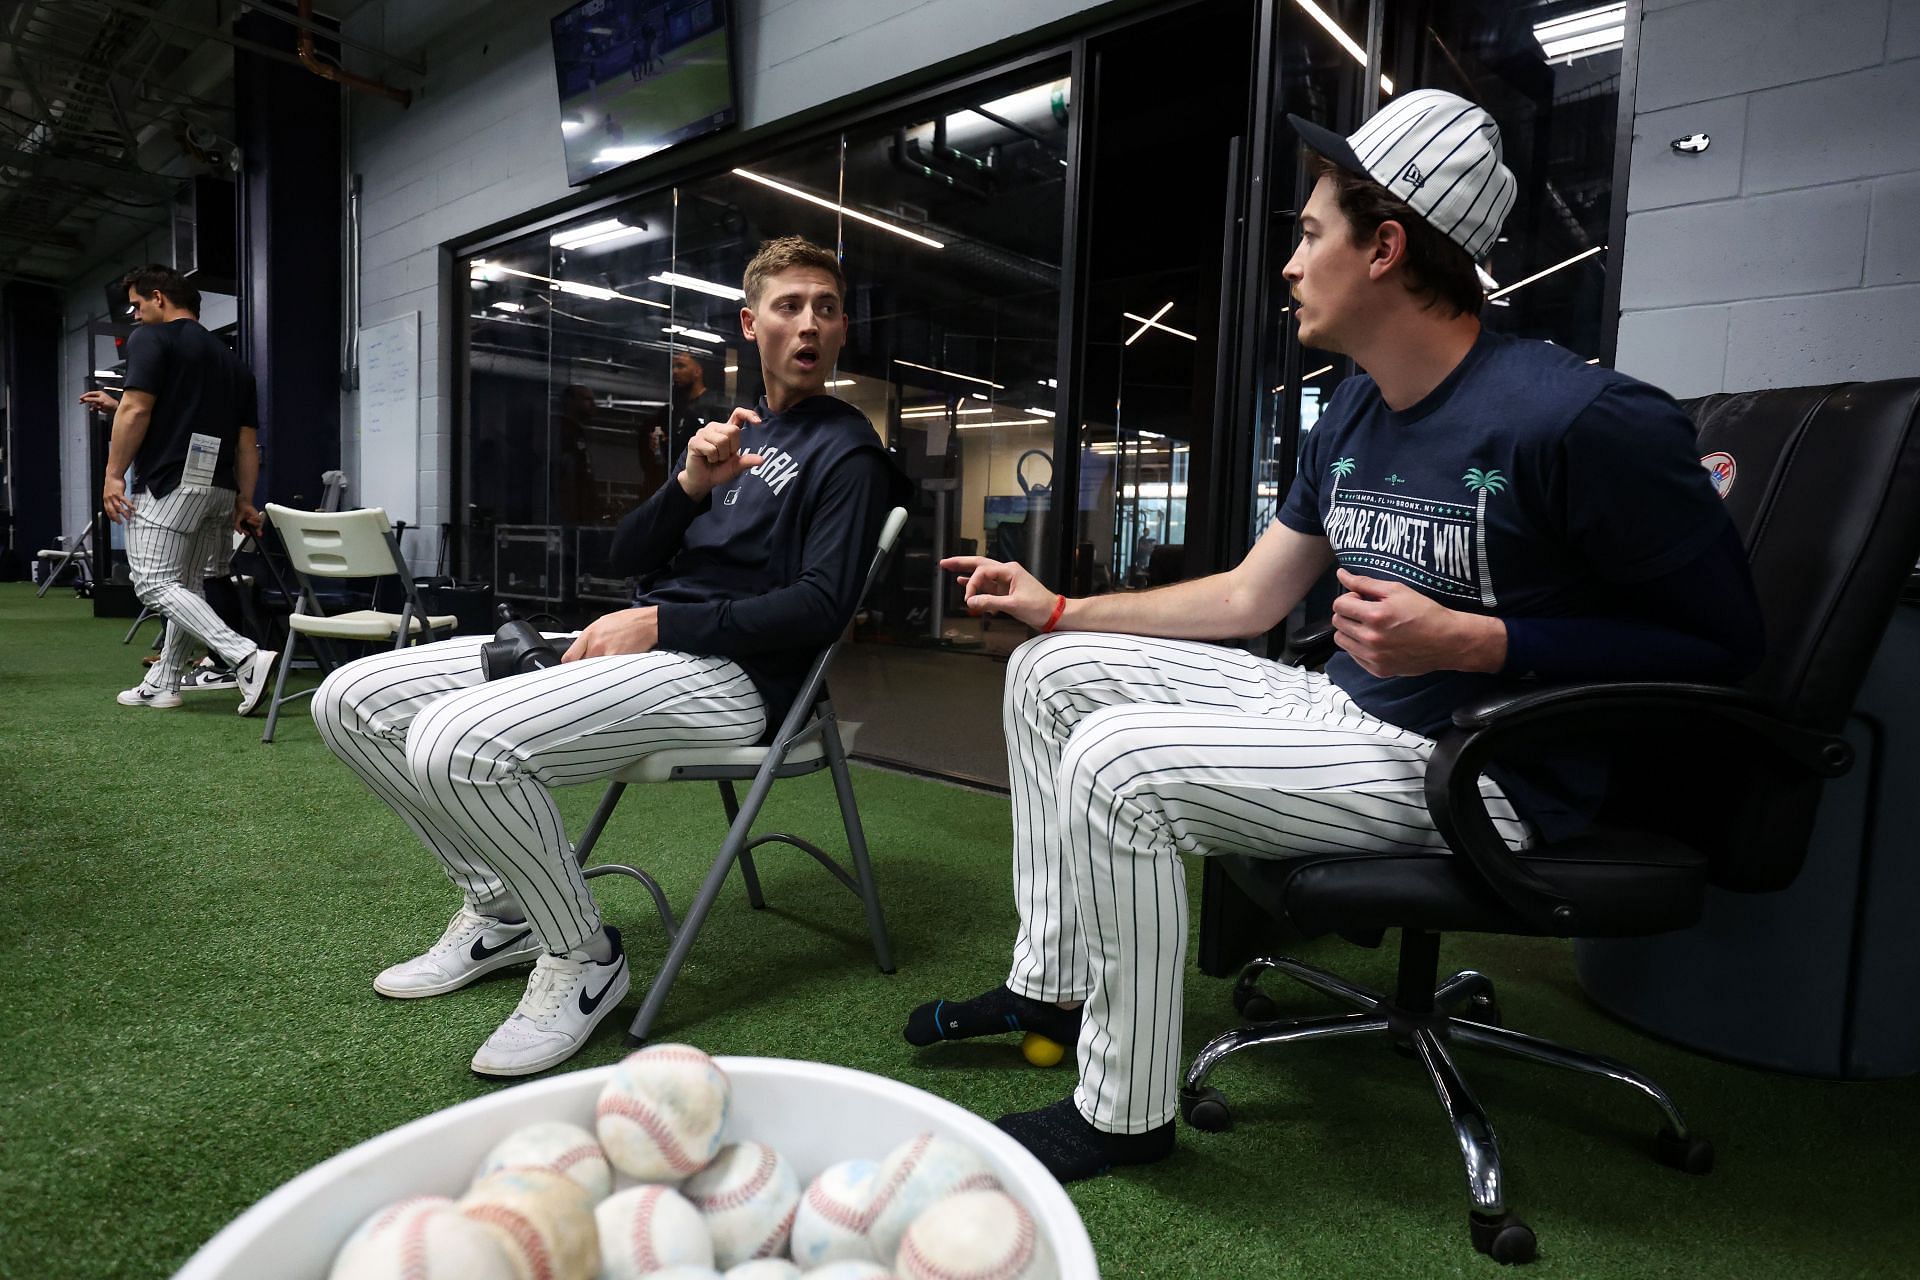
[550,0,737,186]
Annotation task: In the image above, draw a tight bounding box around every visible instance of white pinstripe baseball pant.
[313,634,767,955]
[999,632,1532,1134]
[124,483,258,692]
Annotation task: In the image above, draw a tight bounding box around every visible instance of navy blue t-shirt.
[1277,328,1732,834]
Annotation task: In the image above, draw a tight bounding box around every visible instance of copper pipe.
[296,0,411,107]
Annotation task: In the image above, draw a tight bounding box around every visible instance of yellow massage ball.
[1020,1032,1066,1068]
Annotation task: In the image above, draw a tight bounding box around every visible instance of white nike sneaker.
[373,905,543,999]
[470,927,630,1078]
[180,659,239,692]
[234,647,278,717]
[117,682,182,709]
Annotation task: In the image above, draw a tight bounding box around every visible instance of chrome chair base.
[1181,944,1713,1265]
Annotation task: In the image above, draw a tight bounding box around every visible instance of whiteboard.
[357,312,419,527]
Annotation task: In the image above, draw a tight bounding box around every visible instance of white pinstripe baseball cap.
[1288,89,1517,260]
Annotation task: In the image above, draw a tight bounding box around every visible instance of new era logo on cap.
[1288,89,1517,260]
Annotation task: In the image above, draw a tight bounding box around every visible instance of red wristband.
[1041,594,1067,633]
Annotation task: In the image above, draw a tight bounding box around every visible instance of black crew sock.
[903,985,1081,1047]
[995,1097,1176,1183]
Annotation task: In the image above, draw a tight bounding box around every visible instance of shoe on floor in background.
[471,928,629,1077]
[117,683,182,709]
[140,654,161,667]
[180,658,238,692]
[234,647,278,716]
[374,905,543,998]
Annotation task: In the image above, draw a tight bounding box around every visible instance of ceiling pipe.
[296,0,411,108]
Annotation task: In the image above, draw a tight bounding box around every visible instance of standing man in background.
[98,264,276,713]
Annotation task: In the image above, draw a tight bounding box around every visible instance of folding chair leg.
[824,716,894,974]
[574,783,628,864]
[261,632,300,744]
[718,781,767,909]
[122,607,156,644]
[627,810,758,1044]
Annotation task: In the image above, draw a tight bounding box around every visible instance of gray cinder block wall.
[1617,0,1920,397]
[339,0,1118,563]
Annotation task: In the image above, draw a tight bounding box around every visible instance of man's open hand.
[936,555,1060,630]
[562,607,661,662]
[1330,568,1506,677]
[79,390,120,414]
[679,406,765,499]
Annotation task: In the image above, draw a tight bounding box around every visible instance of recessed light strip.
[1122,308,1198,342]
[1485,245,1605,300]
[732,168,945,249]
[892,358,1004,389]
[650,271,745,300]
[1293,0,1395,94]
[1125,301,1174,346]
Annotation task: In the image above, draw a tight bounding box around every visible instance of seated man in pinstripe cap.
[315,237,908,1077]
[905,91,1764,1181]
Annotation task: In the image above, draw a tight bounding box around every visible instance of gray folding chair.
[260,504,458,743]
[35,520,95,596]
[571,506,909,1043]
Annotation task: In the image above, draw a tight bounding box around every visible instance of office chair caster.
[1231,980,1280,1022]
[1180,1087,1233,1132]
[1469,1210,1537,1265]
[1654,1127,1715,1174]
[1458,992,1503,1028]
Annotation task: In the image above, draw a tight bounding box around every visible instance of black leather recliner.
[1185,378,1920,1264]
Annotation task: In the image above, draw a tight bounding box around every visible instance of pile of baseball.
[328,1044,1057,1280]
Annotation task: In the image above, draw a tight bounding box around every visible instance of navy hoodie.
[608,394,912,729]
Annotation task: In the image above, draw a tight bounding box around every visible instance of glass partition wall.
[454,0,1628,785]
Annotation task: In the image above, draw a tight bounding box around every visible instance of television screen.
[551,0,737,186]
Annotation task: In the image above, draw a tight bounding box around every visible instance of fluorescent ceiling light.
[956,418,1052,430]
[724,364,739,373]
[92,369,122,377]
[1534,4,1625,61]
[1123,307,1198,343]
[551,218,626,248]
[1043,378,1058,388]
[491,264,670,309]
[664,324,725,342]
[1027,407,1056,418]
[566,224,649,251]
[1293,0,1394,94]
[650,271,745,300]
[1304,363,1334,380]
[893,358,1004,389]
[826,379,858,387]
[490,301,526,313]
[900,405,994,418]
[1125,302,1175,346]
[733,168,945,249]
[1485,245,1605,300]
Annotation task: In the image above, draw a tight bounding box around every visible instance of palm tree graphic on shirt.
[1329,456,1356,507]
[1462,467,1507,606]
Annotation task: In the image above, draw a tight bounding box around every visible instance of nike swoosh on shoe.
[470,928,533,962]
[577,964,624,1016]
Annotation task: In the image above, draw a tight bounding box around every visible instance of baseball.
[896,1188,1056,1280]
[788,1158,881,1268]
[596,1043,731,1182]
[595,1184,715,1279]
[459,1166,599,1280]
[865,1132,1001,1265]
[724,1261,804,1280]
[475,1120,613,1202]
[682,1140,801,1269]
[329,1195,518,1280]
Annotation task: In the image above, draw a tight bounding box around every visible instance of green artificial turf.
[2,581,1917,1278]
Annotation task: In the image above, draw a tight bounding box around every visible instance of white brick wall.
[1617,0,1920,397]
[342,0,1114,562]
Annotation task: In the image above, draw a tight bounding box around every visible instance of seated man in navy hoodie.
[315,236,907,1077]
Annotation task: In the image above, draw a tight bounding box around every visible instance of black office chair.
[1182,378,1920,1263]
